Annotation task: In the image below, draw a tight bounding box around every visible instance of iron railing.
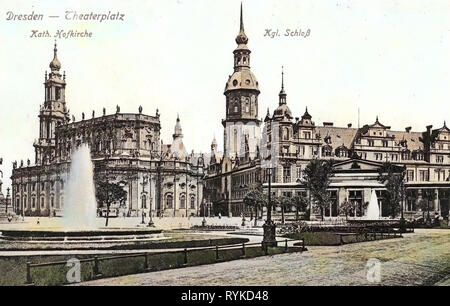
[25,239,305,285]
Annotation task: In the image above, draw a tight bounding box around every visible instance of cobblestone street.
[79,229,450,286]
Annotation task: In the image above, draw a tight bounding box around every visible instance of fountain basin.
[0,228,162,240]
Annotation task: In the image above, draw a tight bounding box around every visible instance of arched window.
[51,196,55,208]
[23,196,27,209]
[190,197,195,209]
[284,127,290,140]
[180,195,186,209]
[142,194,147,209]
[40,197,45,208]
[166,194,173,209]
[32,198,36,208]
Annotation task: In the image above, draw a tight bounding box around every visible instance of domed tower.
[273,67,292,121]
[34,41,70,165]
[170,115,188,160]
[223,3,261,159]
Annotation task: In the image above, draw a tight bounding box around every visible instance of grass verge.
[0,246,303,286]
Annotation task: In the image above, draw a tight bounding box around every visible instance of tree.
[276,196,292,224]
[243,187,267,227]
[291,195,308,221]
[96,181,128,227]
[378,163,406,218]
[339,198,353,220]
[419,189,435,225]
[302,159,335,221]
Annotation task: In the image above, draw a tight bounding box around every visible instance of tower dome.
[273,67,292,119]
[49,41,61,71]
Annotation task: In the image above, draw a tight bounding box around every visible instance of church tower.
[34,41,69,165]
[223,3,261,159]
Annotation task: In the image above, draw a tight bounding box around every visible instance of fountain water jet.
[366,190,380,220]
[62,144,97,229]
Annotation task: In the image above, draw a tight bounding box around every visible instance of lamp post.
[6,187,10,214]
[141,175,148,224]
[262,167,277,250]
[148,173,154,227]
[399,167,406,232]
[241,202,246,227]
[202,199,207,227]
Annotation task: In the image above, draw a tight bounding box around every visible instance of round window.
[232,80,238,86]
[245,79,251,85]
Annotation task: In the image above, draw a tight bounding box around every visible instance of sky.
[0,0,449,190]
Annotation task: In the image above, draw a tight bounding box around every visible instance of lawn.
[284,231,401,246]
[0,245,301,286]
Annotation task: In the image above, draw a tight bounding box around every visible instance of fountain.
[366,190,380,220]
[62,144,97,229]
[0,143,163,248]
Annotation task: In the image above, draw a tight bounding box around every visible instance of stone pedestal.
[262,222,277,249]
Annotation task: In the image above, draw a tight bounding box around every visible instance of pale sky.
[1,0,449,190]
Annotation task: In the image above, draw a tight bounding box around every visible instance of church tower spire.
[34,41,69,165]
[49,40,61,73]
[279,66,287,105]
[223,3,261,159]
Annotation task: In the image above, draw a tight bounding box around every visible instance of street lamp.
[6,187,10,214]
[399,167,406,233]
[262,167,277,250]
[202,199,207,227]
[141,175,148,224]
[241,202,246,226]
[148,175,154,227]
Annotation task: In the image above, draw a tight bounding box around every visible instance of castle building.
[205,5,450,220]
[11,43,205,218]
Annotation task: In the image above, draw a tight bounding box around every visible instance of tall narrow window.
[47,121,51,139]
[166,195,173,209]
[142,194,147,209]
[180,195,186,209]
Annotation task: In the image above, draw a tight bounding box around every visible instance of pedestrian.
[37,218,40,225]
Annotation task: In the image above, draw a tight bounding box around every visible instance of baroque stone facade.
[11,43,205,218]
[205,6,450,220]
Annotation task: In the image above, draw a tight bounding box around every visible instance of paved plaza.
[78,229,450,286]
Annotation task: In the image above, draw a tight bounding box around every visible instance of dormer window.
[322,146,332,157]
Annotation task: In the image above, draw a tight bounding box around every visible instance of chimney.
[323,122,334,127]
[347,123,352,128]
[405,127,411,133]
[426,125,433,133]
